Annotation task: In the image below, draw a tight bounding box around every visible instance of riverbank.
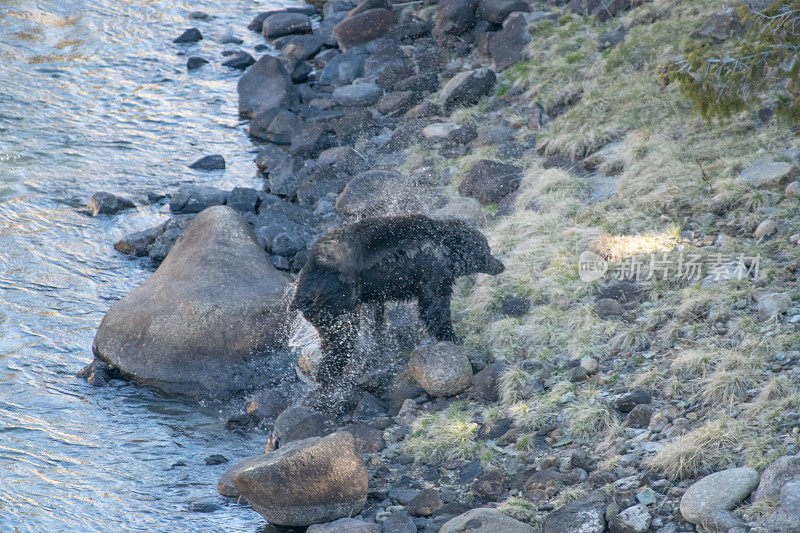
[78,0,800,531]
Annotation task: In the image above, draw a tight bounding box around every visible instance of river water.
[0,1,305,530]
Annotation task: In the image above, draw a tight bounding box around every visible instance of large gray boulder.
[237,55,299,118]
[756,455,800,503]
[407,342,473,398]
[93,206,291,396]
[679,467,759,525]
[231,432,368,527]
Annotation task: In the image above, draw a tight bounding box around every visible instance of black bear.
[291,214,505,384]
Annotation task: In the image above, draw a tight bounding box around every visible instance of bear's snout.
[485,256,505,275]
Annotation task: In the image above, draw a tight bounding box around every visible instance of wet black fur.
[291,214,505,384]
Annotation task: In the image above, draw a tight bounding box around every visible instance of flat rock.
[691,7,745,41]
[332,82,383,107]
[231,432,368,527]
[186,56,209,70]
[740,156,797,189]
[407,341,473,398]
[307,517,380,533]
[169,185,227,214]
[440,507,535,533]
[237,55,299,118]
[87,192,135,216]
[679,467,759,525]
[542,490,607,533]
[609,504,651,533]
[93,206,291,396]
[222,52,255,70]
[262,12,312,39]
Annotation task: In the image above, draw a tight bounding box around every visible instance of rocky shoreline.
[77,0,800,532]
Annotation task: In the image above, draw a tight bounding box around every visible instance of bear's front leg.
[316,314,358,385]
[418,287,461,343]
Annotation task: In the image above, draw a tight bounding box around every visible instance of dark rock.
[204,454,228,465]
[377,91,421,115]
[613,389,651,413]
[231,432,368,527]
[390,383,425,414]
[332,82,383,106]
[478,417,513,440]
[87,192,135,216]
[690,7,744,41]
[501,297,530,317]
[227,187,260,213]
[471,362,505,402]
[76,359,111,386]
[570,450,594,472]
[344,424,385,453]
[273,406,338,446]
[528,102,550,130]
[262,12,312,39]
[237,55,299,118]
[565,366,587,383]
[187,56,209,70]
[459,459,483,484]
[349,0,389,17]
[115,225,164,257]
[318,51,366,87]
[407,488,443,517]
[189,154,225,170]
[272,255,290,270]
[254,143,293,173]
[307,517,381,532]
[394,72,439,93]
[458,159,522,205]
[174,28,202,43]
[436,0,479,36]
[353,392,387,420]
[596,298,623,317]
[383,510,417,533]
[188,11,209,20]
[441,68,497,112]
[387,19,434,42]
[332,107,377,144]
[324,0,354,18]
[333,9,399,52]
[315,11,349,48]
[271,230,310,257]
[92,207,291,396]
[248,108,305,145]
[598,28,627,50]
[188,499,220,513]
[405,101,442,119]
[625,404,654,429]
[222,52,255,70]
[484,12,531,71]
[289,123,327,158]
[245,388,290,423]
[473,470,506,502]
[169,185,227,214]
[600,280,643,303]
[147,215,193,264]
[218,33,243,45]
[477,0,531,24]
[542,490,607,533]
[248,8,316,33]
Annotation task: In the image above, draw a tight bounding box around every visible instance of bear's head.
[446,221,505,277]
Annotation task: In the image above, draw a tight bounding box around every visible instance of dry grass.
[647,418,746,480]
[403,403,481,463]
